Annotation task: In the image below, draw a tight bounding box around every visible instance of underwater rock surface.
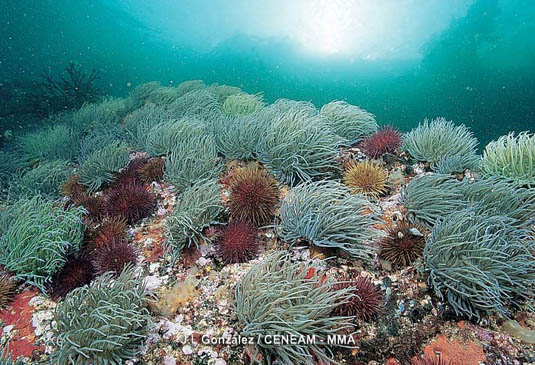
[0,80,533,364]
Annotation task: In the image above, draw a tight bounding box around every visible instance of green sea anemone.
[402,118,478,168]
[424,208,535,319]
[278,180,382,261]
[257,101,343,185]
[480,131,535,186]
[78,141,130,192]
[124,104,172,150]
[0,196,85,292]
[50,267,151,364]
[165,179,224,260]
[167,88,220,121]
[163,134,222,192]
[17,123,78,162]
[175,79,206,97]
[8,159,73,200]
[211,114,263,160]
[401,174,466,228]
[145,117,205,157]
[222,92,265,115]
[320,100,378,145]
[235,251,355,364]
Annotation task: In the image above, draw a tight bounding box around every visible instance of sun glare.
[298,0,357,55]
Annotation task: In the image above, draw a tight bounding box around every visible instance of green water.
[1,0,534,146]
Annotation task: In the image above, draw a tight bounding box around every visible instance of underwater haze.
[1,0,534,146]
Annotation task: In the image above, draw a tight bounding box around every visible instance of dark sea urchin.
[343,160,387,198]
[88,216,128,249]
[0,273,17,309]
[113,156,148,187]
[229,164,280,226]
[359,125,402,158]
[104,183,155,224]
[332,275,382,321]
[139,157,165,183]
[379,221,425,267]
[216,220,259,264]
[92,239,138,276]
[51,254,95,298]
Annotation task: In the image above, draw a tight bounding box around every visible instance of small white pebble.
[163,356,177,365]
[215,360,227,365]
[182,345,193,355]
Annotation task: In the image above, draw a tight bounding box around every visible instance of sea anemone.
[480,131,535,186]
[0,273,17,309]
[92,239,138,276]
[332,275,382,321]
[51,253,95,298]
[165,179,224,260]
[359,125,402,158]
[222,92,265,115]
[343,160,388,198]
[278,180,382,261]
[235,251,354,364]
[425,208,535,319]
[104,183,155,224]
[61,174,87,200]
[320,100,378,145]
[139,157,165,183]
[216,221,259,264]
[402,118,478,168]
[51,268,151,364]
[88,216,128,249]
[379,221,426,267]
[229,164,280,226]
[79,141,130,192]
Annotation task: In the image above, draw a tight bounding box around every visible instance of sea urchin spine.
[379,221,426,267]
[92,239,138,276]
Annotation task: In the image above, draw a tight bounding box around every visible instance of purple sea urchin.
[92,239,138,276]
[216,220,259,264]
[379,221,426,267]
[332,275,382,321]
[104,183,155,224]
[139,157,165,183]
[88,216,128,249]
[51,254,95,298]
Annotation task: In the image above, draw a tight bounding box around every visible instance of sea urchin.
[139,157,165,183]
[88,216,128,249]
[51,253,95,298]
[104,183,155,224]
[229,164,280,226]
[343,160,387,198]
[359,125,402,158]
[379,221,426,267]
[332,275,382,321]
[92,239,138,276]
[0,273,17,309]
[216,220,259,264]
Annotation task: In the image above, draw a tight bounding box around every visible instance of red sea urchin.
[113,156,148,187]
[229,164,280,226]
[379,221,426,267]
[104,183,155,224]
[92,239,138,276]
[51,254,95,298]
[216,220,259,264]
[359,125,402,159]
[332,275,382,321]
